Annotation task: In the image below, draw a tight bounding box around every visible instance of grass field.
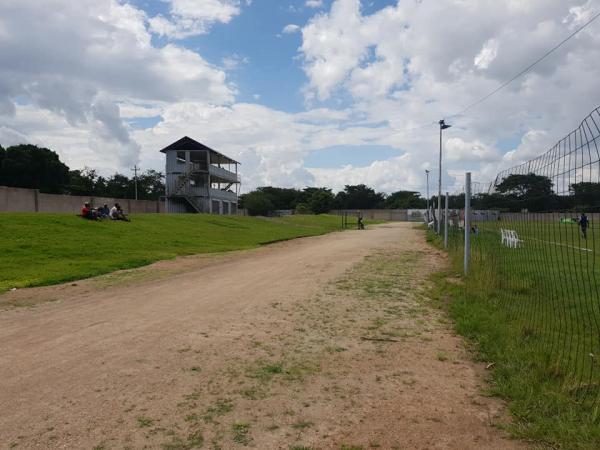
[429,218,600,449]
[0,213,366,292]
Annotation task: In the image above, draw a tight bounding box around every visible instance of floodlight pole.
[444,191,449,248]
[425,170,430,222]
[438,120,451,234]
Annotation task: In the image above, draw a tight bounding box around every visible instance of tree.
[307,188,335,214]
[385,191,426,209]
[105,173,135,199]
[0,144,70,193]
[242,191,274,216]
[335,184,385,209]
[67,168,105,196]
[136,170,165,200]
[255,187,301,210]
[570,182,600,208]
[495,173,553,198]
[495,173,555,211]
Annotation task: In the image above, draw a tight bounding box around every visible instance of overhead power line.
[448,10,600,119]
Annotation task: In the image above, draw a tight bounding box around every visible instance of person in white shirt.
[109,204,119,220]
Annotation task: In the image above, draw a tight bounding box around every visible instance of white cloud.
[3,0,600,197]
[0,0,234,169]
[222,54,249,70]
[282,24,301,34]
[149,0,241,39]
[293,0,600,193]
[474,39,499,70]
[305,0,324,8]
[445,138,499,163]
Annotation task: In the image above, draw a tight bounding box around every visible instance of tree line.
[4,144,595,215]
[431,173,600,213]
[239,185,427,216]
[0,144,165,200]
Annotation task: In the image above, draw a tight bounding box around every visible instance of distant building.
[161,136,240,214]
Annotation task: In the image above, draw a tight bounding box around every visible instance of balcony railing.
[209,165,240,183]
[210,188,237,202]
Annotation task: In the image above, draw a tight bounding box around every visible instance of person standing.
[580,212,589,240]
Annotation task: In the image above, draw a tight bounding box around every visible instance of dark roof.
[159,136,239,165]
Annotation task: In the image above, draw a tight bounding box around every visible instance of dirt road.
[0,223,523,449]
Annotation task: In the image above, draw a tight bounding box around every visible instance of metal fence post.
[444,191,449,248]
[464,172,471,275]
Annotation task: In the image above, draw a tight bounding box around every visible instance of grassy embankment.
[427,221,600,450]
[0,213,366,292]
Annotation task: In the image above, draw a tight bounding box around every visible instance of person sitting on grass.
[81,202,98,220]
[109,203,130,222]
[98,203,110,219]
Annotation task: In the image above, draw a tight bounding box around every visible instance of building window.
[190,174,207,187]
[176,151,186,164]
[189,151,208,170]
[212,200,220,215]
[223,202,230,215]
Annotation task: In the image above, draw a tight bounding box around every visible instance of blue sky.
[1,0,599,194]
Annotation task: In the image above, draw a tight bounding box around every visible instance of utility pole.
[425,170,430,223]
[131,165,139,200]
[438,119,451,234]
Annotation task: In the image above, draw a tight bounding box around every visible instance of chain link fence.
[441,106,600,414]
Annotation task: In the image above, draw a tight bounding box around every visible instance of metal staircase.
[173,163,205,213]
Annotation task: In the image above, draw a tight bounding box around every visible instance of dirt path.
[0,223,523,449]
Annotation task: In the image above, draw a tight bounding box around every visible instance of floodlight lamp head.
[439,119,451,130]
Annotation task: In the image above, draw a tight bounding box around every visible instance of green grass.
[0,213,368,292]
[428,219,600,449]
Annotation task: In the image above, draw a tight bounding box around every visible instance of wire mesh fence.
[442,106,600,415]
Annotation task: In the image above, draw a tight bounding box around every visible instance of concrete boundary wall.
[330,209,411,221]
[0,186,164,214]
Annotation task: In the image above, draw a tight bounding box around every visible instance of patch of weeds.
[185,413,199,423]
[161,429,203,450]
[137,416,154,428]
[340,445,364,450]
[187,429,204,447]
[249,361,283,382]
[183,391,201,401]
[203,398,234,424]
[240,387,264,400]
[266,424,280,431]
[436,352,449,362]
[366,317,387,330]
[232,422,251,445]
[284,360,320,382]
[290,446,314,450]
[326,346,347,353]
[188,366,201,373]
[177,346,192,353]
[291,420,314,430]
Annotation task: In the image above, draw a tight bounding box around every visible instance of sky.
[0,0,599,195]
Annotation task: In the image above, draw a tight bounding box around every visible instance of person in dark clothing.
[357,211,365,230]
[98,203,110,219]
[580,213,589,239]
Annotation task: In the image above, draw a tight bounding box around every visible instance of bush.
[294,203,311,215]
[243,191,274,216]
